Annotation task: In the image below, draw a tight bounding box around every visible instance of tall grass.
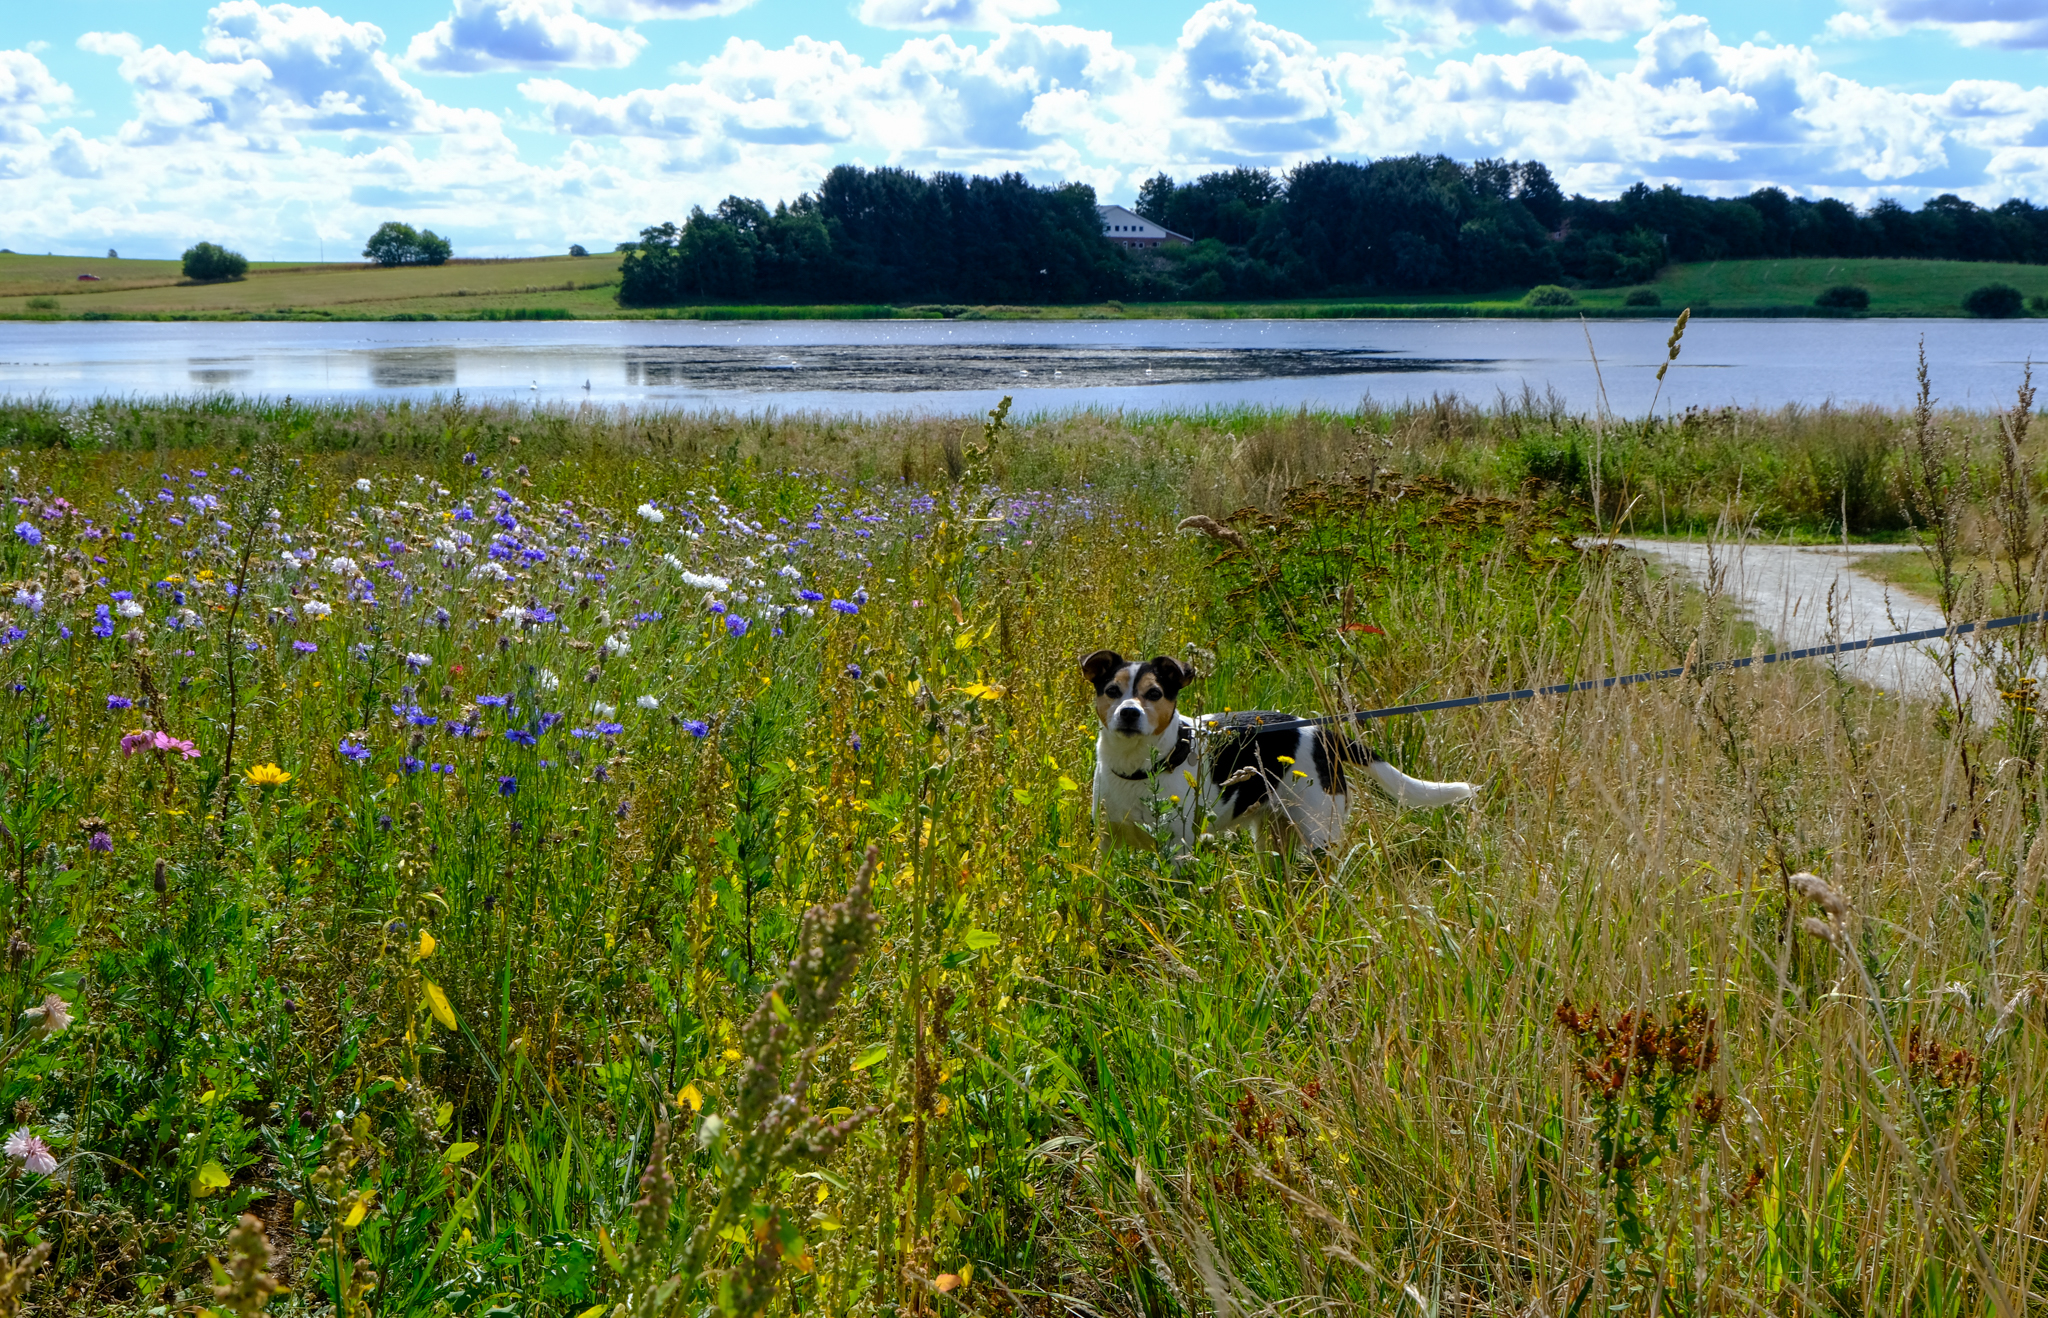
[0,388,2039,1315]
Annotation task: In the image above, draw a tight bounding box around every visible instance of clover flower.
[4,1129,55,1176]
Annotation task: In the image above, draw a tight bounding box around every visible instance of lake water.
[4,317,2046,416]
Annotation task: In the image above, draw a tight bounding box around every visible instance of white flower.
[327,556,360,577]
[354,478,372,493]
[636,694,659,710]
[603,634,631,657]
[777,564,801,580]
[301,600,332,619]
[538,668,561,692]
[406,652,432,669]
[21,993,70,1036]
[116,599,144,618]
[432,537,457,553]
[500,606,529,624]
[471,562,511,582]
[662,553,687,570]
[4,1129,55,1176]
[593,701,617,717]
[679,570,731,592]
[636,502,664,523]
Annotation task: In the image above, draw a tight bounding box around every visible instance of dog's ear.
[1148,656,1196,697]
[1080,650,1125,688]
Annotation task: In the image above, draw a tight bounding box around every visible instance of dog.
[1083,650,1475,856]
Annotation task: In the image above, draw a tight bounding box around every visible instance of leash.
[1231,610,2048,733]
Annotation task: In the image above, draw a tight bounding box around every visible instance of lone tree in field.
[362,222,452,267]
[181,242,248,282]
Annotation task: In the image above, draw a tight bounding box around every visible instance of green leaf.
[193,1160,230,1198]
[442,1142,479,1164]
[851,1043,889,1072]
[962,929,1001,951]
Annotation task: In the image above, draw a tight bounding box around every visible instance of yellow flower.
[245,763,292,788]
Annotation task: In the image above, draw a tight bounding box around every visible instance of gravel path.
[1617,538,2006,709]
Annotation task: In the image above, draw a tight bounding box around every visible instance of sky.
[8,0,2048,260]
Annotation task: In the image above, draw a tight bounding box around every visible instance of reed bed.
[0,383,2039,1316]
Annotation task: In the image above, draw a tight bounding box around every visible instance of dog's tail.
[1336,737,1476,808]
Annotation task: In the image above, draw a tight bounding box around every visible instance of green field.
[6,249,2048,320]
[0,390,2042,1313]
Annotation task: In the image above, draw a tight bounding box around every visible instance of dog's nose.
[1114,706,1141,725]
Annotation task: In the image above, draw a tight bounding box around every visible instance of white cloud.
[0,50,73,145]
[406,0,648,72]
[858,0,1059,31]
[583,0,760,18]
[1862,0,2048,50]
[80,2,498,147]
[1373,0,1666,50]
[1822,12,1880,40]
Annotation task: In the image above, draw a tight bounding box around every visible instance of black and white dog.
[1083,650,1475,854]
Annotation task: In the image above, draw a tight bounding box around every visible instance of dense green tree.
[363,222,452,267]
[181,242,248,282]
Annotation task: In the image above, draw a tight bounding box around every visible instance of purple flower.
[844,663,862,680]
[682,719,710,738]
[401,755,425,774]
[293,640,317,653]
[12,523,40,546]
[110,590,132,602]
[799,590,825,602]
[594,721,623,736]
[497,775,518,797]
[338,738,371,764]
[463,452,478,466]
[505,728,537,746]
[830,599,858,615]
[477,694,509,708]
[106,695,132,710]
[848,732,862,751]
[725,615,749,639]
[88,830,111,853]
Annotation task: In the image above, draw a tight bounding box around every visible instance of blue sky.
[8,0,2048,259]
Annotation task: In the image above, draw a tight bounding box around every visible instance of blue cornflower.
[401,755,425,774]
[107,695,132,710]
[497,775,518,797]
[830,599,858,615]
[505,728,537,747]
[477,694,509,708]
[338,738,371,763]
[537,712,562,732]
[844,663,862,679]
[293,640,317,653]
[799,590,825,602]
[595,721,623,736]
[12,523,39,546]
[682,719,710,738]
[726,615,749,638]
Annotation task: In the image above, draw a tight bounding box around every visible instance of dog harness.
[1112,721,1193,780]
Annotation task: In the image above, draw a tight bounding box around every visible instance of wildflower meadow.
[0,378,2042,1316]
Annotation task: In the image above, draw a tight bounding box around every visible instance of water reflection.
[367,348,457,389]
[187,356,252,387]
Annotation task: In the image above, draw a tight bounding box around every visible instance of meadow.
[8,250,2048,321]
[0,377,2041,1316]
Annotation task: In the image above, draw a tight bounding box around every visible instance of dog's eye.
[1104,686,1121,697]
[1144,690,1164,701]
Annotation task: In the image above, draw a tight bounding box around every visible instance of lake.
[4,317,2045,416]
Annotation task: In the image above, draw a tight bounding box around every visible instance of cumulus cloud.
[582,0,760,17]
[1373,0,1666,49]
[857,0,1060,31]
[1157,1,1344,155]
[80,2,497,147]
[406,0,647,72]
[1862,0,2048,50]
[0,50,73,145]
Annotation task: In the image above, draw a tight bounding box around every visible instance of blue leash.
[1239,611,2048,733]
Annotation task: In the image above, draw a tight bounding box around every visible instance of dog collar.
[1113,721,1193,781]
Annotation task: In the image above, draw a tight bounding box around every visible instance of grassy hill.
[4,250,2047,320]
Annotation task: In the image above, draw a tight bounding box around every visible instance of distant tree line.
[617,158,2048,306]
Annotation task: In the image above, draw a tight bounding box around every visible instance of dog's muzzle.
[1112,703,1146,733]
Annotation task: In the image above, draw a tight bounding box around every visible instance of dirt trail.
[1619,538,2012,712]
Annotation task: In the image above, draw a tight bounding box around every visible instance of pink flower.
[118,730,200,759]
[5,1129,55,1176]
